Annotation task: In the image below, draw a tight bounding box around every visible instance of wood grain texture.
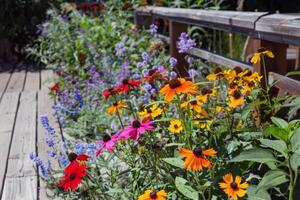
[269,72,300,96]
[6,92,37,178]
[6,71,26,93]
[187,48,253,70]
[1,176,37,200]
[40,70,53,91]
[24,71,40,92]
[0,73,11,94]
[0,92,20,193]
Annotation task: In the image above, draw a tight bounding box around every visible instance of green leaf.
[162,157,184,168]
[290,153,300,172]
[247,185,271,200]
[175,177,199,200]
[271,117,288,129]
[257,169,288,192]
[229,149,277,163]
[286,71,300,76]
[259,139,287,157]
[263,126,289,142]
[291,128,300,152]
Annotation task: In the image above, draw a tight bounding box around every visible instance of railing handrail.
[136,6,300,46]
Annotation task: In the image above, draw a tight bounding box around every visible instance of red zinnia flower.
[102,88,115,99]
[144,69,167,83]
[57,161,88,191]
[50,82,60,94]
[114,79,141,94]
[67,152,90,164]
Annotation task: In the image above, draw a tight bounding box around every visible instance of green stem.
[288,162,295,200]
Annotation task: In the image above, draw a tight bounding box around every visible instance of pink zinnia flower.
[96,134,118,156]
[119,119,155,141]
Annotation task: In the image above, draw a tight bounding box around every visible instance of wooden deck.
[0,63,61,200]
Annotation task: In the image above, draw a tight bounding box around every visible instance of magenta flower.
[119,119,155,141]
[96,134,118,156]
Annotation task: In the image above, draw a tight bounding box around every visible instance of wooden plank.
[40,70,53,91]
[269,72,300,96]
[24,71,40,92]
[1,176,37,200]
[0,73,11,94]
[0,92,20,193]
[6,92,37,178]
[6,71,26,93]
[136,7,267,33]
[187,47,253,71]
[134,9,153,29]
[37,91,62,199]
[169,21,188,77]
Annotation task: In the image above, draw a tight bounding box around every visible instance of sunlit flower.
[159,78,197,102]
[179,147,217,171]
[139,104,163,120]
[106,101,128,115]
[119,119,155,141]
[181,99,204,113]
[67,152,90,165]
[168,119,183,133]
[251,48,274,64]
[138,189,167,200]
[206,67,225,81]
[219,173,248,200]
[57,161,88,191]
[114,78,141,94]
[96,134,118,156]
[229,90,244,108]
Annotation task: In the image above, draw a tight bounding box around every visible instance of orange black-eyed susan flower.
[179,147,216,171]
[139,104,163,120]
[181,99,204,113]
[57,161,88,191]
[138,189,167,200]
[168,119,183,133]
[159,78,197,102]
[206,67,225,81]
[106,101,128,115]
[229,90,244,108]
[219,173,248,200]
[251,48,274,64]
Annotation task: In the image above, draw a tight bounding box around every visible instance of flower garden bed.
[28,2,300,200]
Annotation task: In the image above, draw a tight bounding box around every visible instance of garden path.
[0,63,61,200]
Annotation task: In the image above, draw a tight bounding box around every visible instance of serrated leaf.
[257,169,288,192]
[175,177,199,200]
[162,157,183,168]
[229,149,277,163]
[259,139,287,157]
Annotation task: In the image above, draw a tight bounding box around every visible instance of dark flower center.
[258,47,266,53]
[244,71,252,77]
[190,100,197,105]
[122,79,129,84]
[248,81,255,87]
[113,102,118,106]
[229,82,237,89]
[148,69,156,76]
[234,66,243,75]
[70,173,76,180]
[174,124,179,129]
[103,134,111,142]
[169,79,181,89]
[68,152,78,162]
[147,108,152,113]
[233,90,242,99]
[150,191,157,199]
[201,88,209,95]
[214,67,222,74]
[193,147,203,157]
[230,182,238,190]
[132,120,141,128]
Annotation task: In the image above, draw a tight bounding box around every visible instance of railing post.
[134,10,154,29]
[252,38,288,87]
[169,21,189,77]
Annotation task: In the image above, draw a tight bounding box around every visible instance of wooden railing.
[134,6,300,95]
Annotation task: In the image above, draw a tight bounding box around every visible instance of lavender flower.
[40,115,55,135]
[178,32,196,53]
[188,68,197,79]
[170,71,178,79]
[185,55,194,63]
[142,52,150,63]
[115,43,127,56]
[150,24,158,35]
[45,138,55,147]
[169,57,178,67]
